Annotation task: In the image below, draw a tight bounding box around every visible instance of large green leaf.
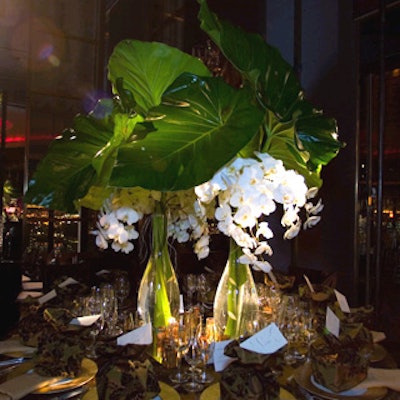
[107,40,212,114]
[110,73,264,190]
[198,0,344,187]
[24,112,114,212]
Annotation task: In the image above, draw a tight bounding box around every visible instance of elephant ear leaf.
[25,112,115,212]
[110,73,264,191]
[107,40,212,114]
[198,0,344,188]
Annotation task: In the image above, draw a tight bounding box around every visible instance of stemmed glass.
[278,294,310,365]
[182,333,204,393]
[195,317,215,384]
[185,274,198,307]
[113,270,131,307]
[100,284,122,337]
[169,322,189,384]
[84,287,105,359]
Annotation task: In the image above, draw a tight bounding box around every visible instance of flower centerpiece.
[25,0,344,343]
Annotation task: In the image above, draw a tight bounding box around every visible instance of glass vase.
[137,206,180,362]
[213,237,259,340]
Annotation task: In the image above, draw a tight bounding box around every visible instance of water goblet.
[195,318,215,384]
[169,323,189,384]
[113,270,131,307]
[84,287,105,359]
[182,335,204,393]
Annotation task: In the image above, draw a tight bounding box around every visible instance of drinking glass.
[113,270,131,307]
[185,274,198,307]
[195,318,215,384]
[182,335,203,392]
[169,322,189,384]
[278,294,308,365]
[84,287,105,359]
[100,284,122,337]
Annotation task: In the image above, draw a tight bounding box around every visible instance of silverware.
[48,386,88,400]
[0,357,27,368]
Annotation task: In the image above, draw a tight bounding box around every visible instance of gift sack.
[95,344,160,400]
[310,323,373,392]
[220,340,282,400]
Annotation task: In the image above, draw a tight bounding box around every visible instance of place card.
[117,323,153,346]
[96,269,111,276]
[58,277,79,288]
[69,314,101,326]
[326,306,340,338]
[240,323,287,354]
[303,274,315,293]
[38,289,57,304]
[334,289,351,313]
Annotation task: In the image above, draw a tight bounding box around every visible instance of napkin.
[371,330,386,343]
[117,323,152,346]
[356,368,400,392]
[22,282,43,291]
[17,291,43,301]
[0,372,61,400]
[0,338,36,356]
[219,339,283,400]
[95,343,159,400]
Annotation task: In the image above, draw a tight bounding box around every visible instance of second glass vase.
[213,237,259,340]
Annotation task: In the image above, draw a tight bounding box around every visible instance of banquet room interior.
[0,0,400,398]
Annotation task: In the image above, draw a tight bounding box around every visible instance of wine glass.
[185,274,198,307]
[195,317,215,384]
[113,270,131,307]
[84,287,105,359]
[278,294,307,365]
[100,283,122,337]
[169,322,189,384]
[182,334,204,392]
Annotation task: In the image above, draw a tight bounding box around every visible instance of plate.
[157,382,180,400]
[369,344,387,363]
[294,362,388,400]
[33,358,97,394]
[199,382,296,400]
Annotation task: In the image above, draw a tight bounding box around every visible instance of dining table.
[1,273,400,400]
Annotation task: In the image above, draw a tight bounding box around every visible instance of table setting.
[1,269,400,400]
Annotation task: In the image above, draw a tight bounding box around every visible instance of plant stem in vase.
[137,201,180,362]
[213,237,259,340]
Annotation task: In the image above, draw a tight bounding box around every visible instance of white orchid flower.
[284,221,301,239]
[303,215,321,229]
[256,221,274,239]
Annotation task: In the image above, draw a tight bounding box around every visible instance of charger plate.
[370,344,387,363]
[199,382,296,400]
[33,358,97,394]
[294,362,388,400]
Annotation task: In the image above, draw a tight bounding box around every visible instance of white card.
[38,289,57,304]
[69,314,101,326]
[58,277,79,288]
[117,323,153,346]
[326,306,340,338]
[334,289,351,313]
[213,340,236,372]
[240,323,287,354]
[96,269,110,276]
[303,274,315,293]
